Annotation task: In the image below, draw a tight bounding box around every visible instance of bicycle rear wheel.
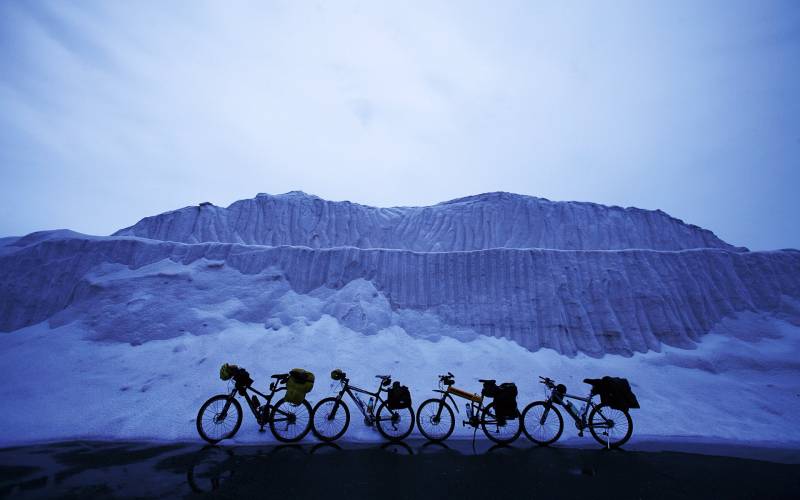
[521,401,563,445]
[588,404,633,448]
[375,402,415,442]
[480,402,521,444]
[416,398,455,442]
[311,397,350,442]
[196,395,243,444]
[269,398,312,442]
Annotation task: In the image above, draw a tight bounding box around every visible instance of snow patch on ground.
[0,309,798,447]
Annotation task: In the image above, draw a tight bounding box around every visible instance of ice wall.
[1,233,797,356]
[114,192,743,252]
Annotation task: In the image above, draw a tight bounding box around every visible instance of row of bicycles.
[196,365,639,449]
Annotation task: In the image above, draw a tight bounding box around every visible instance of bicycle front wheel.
[375,402,415,442]
[480,402,521,444]
[588,404,633,448]
[269,398,312,442]
[311,397,350,442]
[196,395,243,444]
[521,401,563,445]
[416,398,455,442]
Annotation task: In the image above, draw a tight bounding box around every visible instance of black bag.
[492,382,519,420]
[599,376,640,410]
[481,381,500,398]
[387,381,412,410]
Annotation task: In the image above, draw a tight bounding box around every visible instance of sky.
[0,0,798,250]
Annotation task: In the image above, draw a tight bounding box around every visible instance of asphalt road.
[1,439,798,499]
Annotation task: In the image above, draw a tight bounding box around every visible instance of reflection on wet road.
[1,440,798,498]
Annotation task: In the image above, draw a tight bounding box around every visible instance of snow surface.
[114,191,744,252]
[0,308,798,446]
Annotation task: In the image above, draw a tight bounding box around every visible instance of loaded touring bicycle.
[196,364,315,444]
[311,369,415,442]
[521,376,639,448]
[416,372,522,444]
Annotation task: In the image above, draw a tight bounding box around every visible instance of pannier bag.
[285,368,315,404]
[599,376,640,411]
[387,381,412,410]
[493,382,520,420]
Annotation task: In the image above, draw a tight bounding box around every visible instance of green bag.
[219,363,239,381]
[285,368,315,404]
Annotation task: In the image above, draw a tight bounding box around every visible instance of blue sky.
[1,0,798,250]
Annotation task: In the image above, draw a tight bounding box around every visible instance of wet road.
[1,439,798,499]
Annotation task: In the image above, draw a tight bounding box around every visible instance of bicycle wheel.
[521,401,563,445]
[311,397,350,442]
[269,398,313,443]
[588,404,633,448]
[375,402,415,442]
[480,402,521,444]
[415,398,455,442]
[196,395,243,444]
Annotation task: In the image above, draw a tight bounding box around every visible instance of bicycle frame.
[541,386,614,432]
[220,380,289,428]
[331,378,388,424]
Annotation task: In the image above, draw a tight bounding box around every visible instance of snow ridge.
[114,191,743,252]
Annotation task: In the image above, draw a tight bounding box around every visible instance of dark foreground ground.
[1,439,798,499]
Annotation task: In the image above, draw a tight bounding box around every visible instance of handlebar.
[539,376,555,388]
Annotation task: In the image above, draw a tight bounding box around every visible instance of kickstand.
[471,425,479,454]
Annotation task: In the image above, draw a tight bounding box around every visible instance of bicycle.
[196,367,312,444]
[311,370,415,442]
[416,372,521,444]
[520,376,634,448]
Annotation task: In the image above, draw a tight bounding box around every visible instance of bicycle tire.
[521,401,564,445]
[415,398,455,442]
[480,402,521,444]
[588,404,633,448]
[311,397,350,442]
[269,398,313,443]
[375,401,415,442]
[196,395,243,444]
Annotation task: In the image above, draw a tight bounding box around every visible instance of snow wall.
[2,230,798,357]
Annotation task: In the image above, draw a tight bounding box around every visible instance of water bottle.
[465,403,473,419]
[367,397,374,414]
[564,400,579,419]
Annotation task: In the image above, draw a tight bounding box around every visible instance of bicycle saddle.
[583,378,602,385]
[271,373,289,379]
[375,374,391,380]
[478,379,496,384]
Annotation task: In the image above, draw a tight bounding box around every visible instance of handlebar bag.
[219,363,239,381]
[286,368,315,404]
[387,381,412,410]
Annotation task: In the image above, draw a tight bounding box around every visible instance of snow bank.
[114,191,742,252]
[0,312,797,446]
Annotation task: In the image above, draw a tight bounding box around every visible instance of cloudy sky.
[1,0,798,249]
